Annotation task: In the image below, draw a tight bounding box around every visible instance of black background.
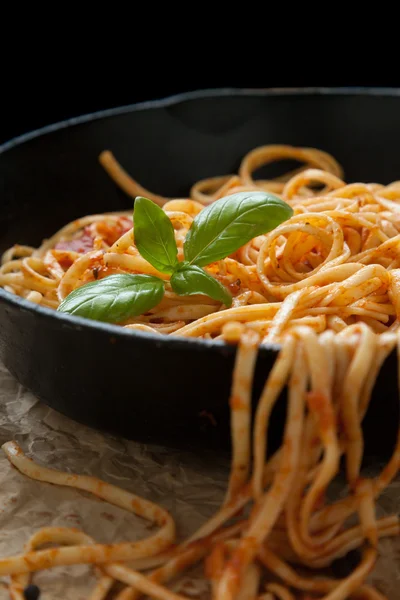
[2,13,398,144]
[2,39,399,145]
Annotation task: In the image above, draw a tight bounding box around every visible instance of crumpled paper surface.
[0,360,398,599]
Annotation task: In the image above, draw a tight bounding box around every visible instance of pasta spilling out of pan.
[1,145,399,599]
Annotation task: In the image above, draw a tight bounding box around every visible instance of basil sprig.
[57,274,165,323]
[134,196,178,274]
[184,191,293,267]
[58,191,292,323]
[170,264,232,306]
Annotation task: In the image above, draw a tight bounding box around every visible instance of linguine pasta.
[0,145,399,599]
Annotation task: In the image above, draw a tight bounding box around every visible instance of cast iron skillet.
[0,88,399,459]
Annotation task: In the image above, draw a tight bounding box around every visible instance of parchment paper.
[0,360,398,599]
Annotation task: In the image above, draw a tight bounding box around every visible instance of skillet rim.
[1,86,399,351]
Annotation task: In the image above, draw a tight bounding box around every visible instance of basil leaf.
[184,191,293,267]
[134,196,178,274]
[57,274,165,323]
[170,264,232,307]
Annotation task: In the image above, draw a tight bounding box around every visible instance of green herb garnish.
[184,191,293,267]
[57,274,164,323]
[58,191,292,323]
[170,263,232,306]
[134,196,178,274]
